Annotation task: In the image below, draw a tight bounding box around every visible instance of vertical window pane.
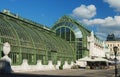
[56,29,60,36]
[66,28,70,41]
[61,27,65,39]
[71,31,75,41]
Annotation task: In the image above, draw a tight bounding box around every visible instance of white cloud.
[81,16,120,40]
[104,0,120,12]
[95,32,107,40]
[71,3,120,40]
[72,4,96,19]
[82,16,120,26]
[95,26,120,40]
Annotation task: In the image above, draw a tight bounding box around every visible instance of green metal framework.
[0,12,74,65]
[51,16,91,60]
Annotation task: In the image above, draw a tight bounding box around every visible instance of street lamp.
[113,46,118,77]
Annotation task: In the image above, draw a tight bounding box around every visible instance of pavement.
[7,68,119,77]
[0,69,119,77]
[0,64,120,77]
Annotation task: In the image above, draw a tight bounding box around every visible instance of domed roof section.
[0,10,74,56]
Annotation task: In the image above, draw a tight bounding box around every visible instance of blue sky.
[0,0,120,40]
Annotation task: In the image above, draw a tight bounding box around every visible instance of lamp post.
[113,46,118,77]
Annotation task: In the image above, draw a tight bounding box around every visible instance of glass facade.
[0,12,74,65]
[52,16,90,60]
[53,24,83,59]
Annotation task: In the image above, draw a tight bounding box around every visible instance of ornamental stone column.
[87,31,95,58]
[1,42,12,64]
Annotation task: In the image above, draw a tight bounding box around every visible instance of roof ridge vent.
[2,9,18,18]
[3,9,10,15]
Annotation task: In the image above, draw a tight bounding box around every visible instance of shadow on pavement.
[0,73,90,77]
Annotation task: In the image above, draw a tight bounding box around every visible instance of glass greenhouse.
[52,16,91,60]
[0,10,75,65]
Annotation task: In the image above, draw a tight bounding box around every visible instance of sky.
[0,0,120,40]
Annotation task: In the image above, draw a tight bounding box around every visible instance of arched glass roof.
[0,11,74,62]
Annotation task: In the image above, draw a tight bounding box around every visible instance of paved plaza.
[22,69,117,77]
[0,68,118,77]
[0,64,120,77]
[15,64,119,77]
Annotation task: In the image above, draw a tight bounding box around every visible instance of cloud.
[104,0,120,12]
[82,16,120,26]
[95,32,107,40]
[71,4,120,40]
[95,26,120,40]
[81,16,120,40]
[72,4,96,19]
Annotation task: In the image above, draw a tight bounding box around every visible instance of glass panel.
[76,40,83,59]
[8,19,32,47]
[56,29,60,36]
[48,51,51,60]
[0,18,17,45]
[66,28,70,41]
[9,52,19,65]
[61,27,65,39]
[71,30,75,41]
[74,28,82,38]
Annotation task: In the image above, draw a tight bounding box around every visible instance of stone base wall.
[11,59,74,72]
[63,61,74,69]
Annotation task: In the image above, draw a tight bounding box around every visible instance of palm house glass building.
[0,10,91,66]
[52,16,91,59]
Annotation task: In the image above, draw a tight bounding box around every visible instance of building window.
[61,27,65,39]
[110,44,112,47]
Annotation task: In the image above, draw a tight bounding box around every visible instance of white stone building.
[87,31,110,58]
[76,31,110,67]
[105,41,120,60]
